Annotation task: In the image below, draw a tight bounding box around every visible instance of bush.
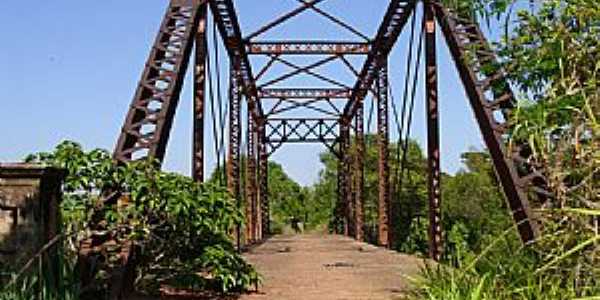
[410,0,600,298]
[1,141,260,298]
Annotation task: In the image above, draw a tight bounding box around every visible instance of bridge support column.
[228,67,242,249]
[335,150,344,234]
[258,121,270,238]
[246,113,259,244]
[335,122,349,236]
[353,103,365,241]
[425,2,443,261]
[254,126,262,242]
[377,63,390,247]
[340,123,352,237]
[192,3,207,183]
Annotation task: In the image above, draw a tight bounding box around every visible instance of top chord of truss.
[246,41,371,55]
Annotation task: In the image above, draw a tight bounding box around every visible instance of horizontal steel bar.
[258,88,352,99]
[267,138,338,143]
[247,41,371,55]
[266,117,340,121]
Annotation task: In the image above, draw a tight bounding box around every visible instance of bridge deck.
[241,234,423,300]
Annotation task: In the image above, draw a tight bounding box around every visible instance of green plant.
[410,0,599,298]
[2,141,260,299]
[1,240,80,300]
[200,245,261,292]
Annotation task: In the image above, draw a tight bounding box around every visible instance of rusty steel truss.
[105,0,552,296]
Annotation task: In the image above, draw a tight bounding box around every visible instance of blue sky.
[0,0,490,186]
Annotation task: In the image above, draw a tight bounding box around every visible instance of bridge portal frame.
[103,0,553,295]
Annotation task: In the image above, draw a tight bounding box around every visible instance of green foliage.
[208,159,312,234]
[410,230,600,299]
[0,245,79,300]
[410,0,600,298]
[399,217,429,254]
[3,141,260,299]
[442,151,513,252]
[200,245,260,292]
[311,134,430,246]
[442,0,518,24]
[265,162,306,231]
[310,133,508,258]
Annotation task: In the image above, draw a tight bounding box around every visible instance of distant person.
[290,216,301,233]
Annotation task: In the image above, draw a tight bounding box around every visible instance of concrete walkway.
[240,234,423,300]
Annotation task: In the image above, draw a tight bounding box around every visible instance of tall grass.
[1,236,80,300]
[409,0,599,298]
[409,220,600,299]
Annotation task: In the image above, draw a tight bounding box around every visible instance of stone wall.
[0,164,65,276]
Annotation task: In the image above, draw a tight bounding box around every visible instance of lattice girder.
[114,1,205,163]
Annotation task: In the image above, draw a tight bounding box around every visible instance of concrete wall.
[0,164,65,274]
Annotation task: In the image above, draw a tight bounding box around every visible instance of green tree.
[442,150,514,261]
[267,161,305,232]
[411,1,600,298]
[208,160,311,234]
[310,134,429,248]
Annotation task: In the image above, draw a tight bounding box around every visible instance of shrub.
[1,141,260,298]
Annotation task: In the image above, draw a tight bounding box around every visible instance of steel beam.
[108,2,207,297]
[258,122,270,237]
[265,118,340,143]
[267,138,338,143]
[258,88,352,99]
[193,3,208,182]
[342,0,416,124]
[246,113,258,244]
[247,41,371,55]
[114,1,204,164]
[353,103,365,241]
[434,3,544,243]
[244,0,327,40]
[258,55,347,89]
[209,0,263,119]
[228,67,243,249]
[264,98,342,118]
[340,123,353,237]
[425,2,443,261]
[335,159,345,234]
[377,64,390,247]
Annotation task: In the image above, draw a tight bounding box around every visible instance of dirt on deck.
[239,234,424,300]
[130,234,425,300]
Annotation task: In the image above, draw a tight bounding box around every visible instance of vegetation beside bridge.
[1,0,598,299]
[1,142,260,299]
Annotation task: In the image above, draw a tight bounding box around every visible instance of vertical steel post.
[253,122,262,242]
[246,113,258,244]
[425,2,443,261]
[340,122,351,236]
[193,3,208,182]
[228,67,242,249]
[335,157,344,235]
[258,121,270,238]
[354,103,365,241]
[255,169,262,242]
[377,62,390,247]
